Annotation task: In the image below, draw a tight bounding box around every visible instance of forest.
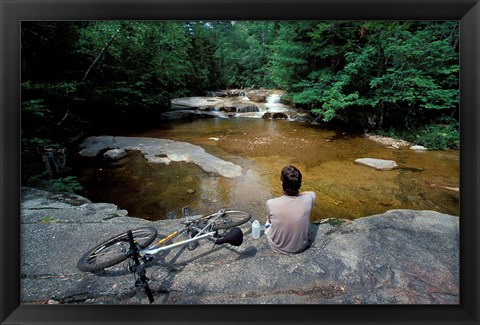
[21,21,459,191]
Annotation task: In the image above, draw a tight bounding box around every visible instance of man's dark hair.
[281,165,302,196]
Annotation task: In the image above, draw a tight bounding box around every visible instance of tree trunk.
[82,24,123,82]
[57,23,123,126]
[378,102,384,129]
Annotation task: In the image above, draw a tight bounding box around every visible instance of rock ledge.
[79,136,243,178]
[21,187,459,304]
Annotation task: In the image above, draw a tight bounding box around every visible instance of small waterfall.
[236,105,259,113]
[266,94,281,104]
[265,94,286,113]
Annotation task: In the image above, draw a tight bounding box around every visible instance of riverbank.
[21,187,459,304]
[364,133,412,148]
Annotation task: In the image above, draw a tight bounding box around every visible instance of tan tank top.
[266,191,316,254]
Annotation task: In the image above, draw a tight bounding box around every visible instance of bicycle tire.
[77,227,157,272]
[199,210,251,231]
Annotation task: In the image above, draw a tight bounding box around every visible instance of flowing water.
[78,118,459,222]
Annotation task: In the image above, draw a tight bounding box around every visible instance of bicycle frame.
[77,208,248,303]
[138,209,227,256]
[126,209,243,303]
[140,227,216,255]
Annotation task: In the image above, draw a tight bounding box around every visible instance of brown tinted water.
[79,118,459,222]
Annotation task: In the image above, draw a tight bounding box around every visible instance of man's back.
[266,191,316,254]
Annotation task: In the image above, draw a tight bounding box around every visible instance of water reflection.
[79,118,459,222]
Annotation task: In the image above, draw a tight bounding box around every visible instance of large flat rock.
[171,97,225,110]
[354,158,399,170]
[78,136,243,178]
[20,187,459,305]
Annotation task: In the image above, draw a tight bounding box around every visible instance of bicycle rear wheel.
[200,210,251,231]
[77,227,157,272]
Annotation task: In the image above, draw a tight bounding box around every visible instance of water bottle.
[252,220,260,239]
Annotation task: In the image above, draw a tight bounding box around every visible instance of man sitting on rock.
[265,165,316,254]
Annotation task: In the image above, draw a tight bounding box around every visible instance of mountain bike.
[77,207,252,303]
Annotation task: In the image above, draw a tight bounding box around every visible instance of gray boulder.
[247,91,267,103]
[410,145,428,151]
[354,158,399,170]
[103,148,127,161]
[263,112,289,120]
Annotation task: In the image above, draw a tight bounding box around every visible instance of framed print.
[1,0,479,324]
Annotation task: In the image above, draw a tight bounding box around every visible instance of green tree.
[276,21,459,135]
[77,21,193,110]
[21,20,460,163]
[210,21,276,88]
[185,21,223,93]
[365,21,459,130]
[268,21,314,90]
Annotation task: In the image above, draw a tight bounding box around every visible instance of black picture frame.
[1,0,478,324]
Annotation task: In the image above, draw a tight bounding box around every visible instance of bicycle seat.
[214,227,243,246]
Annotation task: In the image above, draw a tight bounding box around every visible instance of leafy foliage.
[20,20,460,190]
[51,176,84,193]
[413,118,460,150]
[269,22,314,90]
[210,21,277,88]
[22,99,50,118]
[377,117,459,150]
[268,21,459,137]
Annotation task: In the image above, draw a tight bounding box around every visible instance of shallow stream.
[78,118,459,222]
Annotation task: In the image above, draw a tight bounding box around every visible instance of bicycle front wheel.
[77,227,157,272]
[206,210,252,231]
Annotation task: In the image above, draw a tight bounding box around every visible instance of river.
[78,117,459,222]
